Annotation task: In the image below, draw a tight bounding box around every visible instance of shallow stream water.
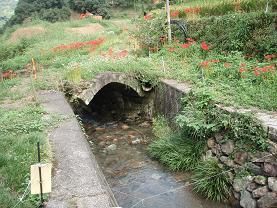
[82,117,231,208]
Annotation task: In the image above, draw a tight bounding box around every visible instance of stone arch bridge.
[77,72,147,105]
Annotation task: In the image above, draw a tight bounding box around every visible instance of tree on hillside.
[6,0,70,26]
[68,0,110,18]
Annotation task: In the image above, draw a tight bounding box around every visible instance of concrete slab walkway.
[38,91,117,208]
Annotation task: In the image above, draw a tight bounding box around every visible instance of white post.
[166,0,172,43]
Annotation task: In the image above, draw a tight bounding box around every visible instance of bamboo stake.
[32,58,37,80]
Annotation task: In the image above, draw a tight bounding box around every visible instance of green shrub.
[132,12,167,49]
[148,135,205,171]
[187,12,277,58]
[176,90,269,151]
[192,159,232,202]
[36,7,71,23]
[0,39,32,63]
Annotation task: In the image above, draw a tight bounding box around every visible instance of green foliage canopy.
[5,0,70,27]
[68,0,110,18]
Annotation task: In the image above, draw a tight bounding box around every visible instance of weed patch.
[0,105,57,207]
[148,134,205,171]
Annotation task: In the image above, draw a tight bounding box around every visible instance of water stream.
[80,116,231,208]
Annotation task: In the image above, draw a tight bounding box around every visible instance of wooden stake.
[166,0,172,43]
[32,58,37,80]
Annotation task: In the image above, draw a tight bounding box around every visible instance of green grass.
[0,106,50,207]
[152,115,172,139]
[173,0,233,8]
[148,135,205,171]
[192,159,232,202]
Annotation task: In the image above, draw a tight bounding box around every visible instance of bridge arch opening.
[76,82,153,122]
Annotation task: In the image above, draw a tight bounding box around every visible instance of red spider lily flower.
[264,54,276,60]
[171,10,180,18]
[184,8,191,13]
[201,41,209,51]
[186,38,195,42]
[224,62,232,68]
[193,7,201,14]
[254,70,260,76]
[168,47,176,52]
[108,48,113,56]
[200,60,209,68]
[239,68,246,73]
[144,14,152,20]
[180,43,191,48]
[117,50,129,59]
[53,38,105,52]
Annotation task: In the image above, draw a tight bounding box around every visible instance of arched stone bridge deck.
[77,72,145,105]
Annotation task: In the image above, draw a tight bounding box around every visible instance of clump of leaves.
[192,159,232,202]
[132,12,167,49]
[148,134,205,171]
[176,90,268,151]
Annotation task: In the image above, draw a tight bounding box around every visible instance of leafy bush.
[36,7,71,23]
[132,12,167,49]
[148,135,205,171]
[187,12,277,58]
[0,39,32,63]
[192,159,232,201]
[68,0,110,19]
[176,90,269,151]
[3,0,70,29]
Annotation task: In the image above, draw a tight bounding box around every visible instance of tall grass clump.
[148,134,205,171]
[192,159,232,201]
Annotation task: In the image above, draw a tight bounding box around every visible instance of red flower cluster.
[264,54,276,61]
[167,47,176,52]
[101,48,129,59]
[1,69,17,81]
[184,7,201,14]
[224,62,232,68]
[239,63,247,74]
[200,59,220,68]
[170,10,180,18]
[253,65,275,77]
[239,63,276,79]
[53,38,105,52]
[144,14,152,20]
[180,38,196,49]
[201,41,209,51]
